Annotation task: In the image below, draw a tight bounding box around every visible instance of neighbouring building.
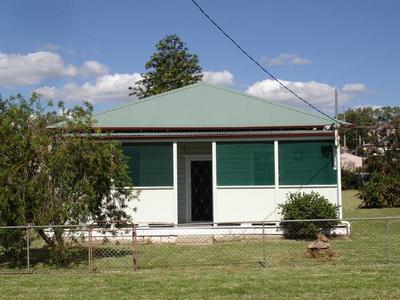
[341,152,363,171]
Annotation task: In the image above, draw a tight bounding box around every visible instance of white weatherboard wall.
[127,189,176,224]
[215,186,338,222]
[215,187,275,222]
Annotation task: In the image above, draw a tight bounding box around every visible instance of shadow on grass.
[0,246,88,270]
[0,244,136,271]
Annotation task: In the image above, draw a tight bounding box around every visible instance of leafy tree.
[338,106,400,153]
[364,115,400,176]
[358,174,400,208]
[0,94,136,263]
[129,34,203,99]
[375,106,400,123]
[337,107,376,151]
[358,115,400,208]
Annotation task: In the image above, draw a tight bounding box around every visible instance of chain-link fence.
[88,221,136,272]
[0,217,399,274]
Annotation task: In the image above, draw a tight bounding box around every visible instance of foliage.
[0,94,137,264]
[364,115,400,176]
[279,192,339,240]
[337,106,400,153]
[340,105,400,208]
[357,174,384,208]
[341,169,357,190]
[357,114,400,208]
[129,34,203,99]
[338,107,376,151]
[358,174,400,208]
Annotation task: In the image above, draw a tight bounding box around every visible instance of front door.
[190,160,213,222]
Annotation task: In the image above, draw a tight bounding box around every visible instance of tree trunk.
[36,228,56,248]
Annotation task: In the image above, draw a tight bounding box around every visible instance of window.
[217,142,274,186]
[279,141,337,185]
[121,143,173,187]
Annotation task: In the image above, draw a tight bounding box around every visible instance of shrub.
[341,169,357,190]
[0,228,26,266]
[279,192,340,240]
[358,174,400,208]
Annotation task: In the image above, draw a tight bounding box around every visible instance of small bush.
[341,169,357,190]
[0,228,26,266]
[279,192,340,240]
[358,173,400,208]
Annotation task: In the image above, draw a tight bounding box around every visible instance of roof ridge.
[199,82,335,123]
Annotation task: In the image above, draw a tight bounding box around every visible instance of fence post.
[262,221,266,268]
[26,225,30,271]
[88,225,93,273]
[132,224,137,271]
[386,219,391,265]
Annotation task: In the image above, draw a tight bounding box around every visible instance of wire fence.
[0,217,399,274]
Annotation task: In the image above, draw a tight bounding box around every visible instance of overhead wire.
[190,0,337,123]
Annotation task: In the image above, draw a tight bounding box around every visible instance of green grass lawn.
[342,189,400,218]
[1,190,400,299]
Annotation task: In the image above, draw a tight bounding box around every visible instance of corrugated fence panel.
[122,143,173,187]
[279,140,337,185]
[217,142,274,186]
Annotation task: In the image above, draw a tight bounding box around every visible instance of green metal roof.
[93,82,345,129]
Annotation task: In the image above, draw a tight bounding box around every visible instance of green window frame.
[279,140,337,185]
[121,142,173,187]
[217,142,274,186]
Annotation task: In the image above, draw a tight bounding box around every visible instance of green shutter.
[217,142,274,186]
[121,143,173,187]
[279,141,337,185]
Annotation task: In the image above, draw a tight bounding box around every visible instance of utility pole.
[335,89,338,119]
[343,106,347,150]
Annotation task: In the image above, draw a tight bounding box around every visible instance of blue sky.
[0,0,399,114]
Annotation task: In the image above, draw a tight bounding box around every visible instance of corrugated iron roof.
[93,83,348,129]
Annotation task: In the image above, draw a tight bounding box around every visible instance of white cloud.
[202,70,234,86]
[35,69,235,104]
[246,79,368,111]
[34,86,57,99]
[0,51,78,87]
[80,60,109,77]
[37,43,79,56]
[341,83,368,93]
[35,73,142,103]
[263,53,312,66]
[38,43,61,51]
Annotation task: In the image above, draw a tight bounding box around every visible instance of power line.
[190,0,337,123]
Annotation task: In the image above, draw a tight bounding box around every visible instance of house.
[93,82,346,226]
[341,152,363,171]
